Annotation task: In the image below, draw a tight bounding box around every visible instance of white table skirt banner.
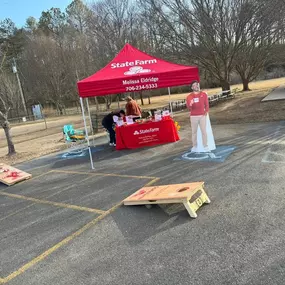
[196,114,216,152]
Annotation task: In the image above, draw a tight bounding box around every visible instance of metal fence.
[208,89,237,106]
[169,100,187,112]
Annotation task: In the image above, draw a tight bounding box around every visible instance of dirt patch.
[0,134,66,165]
[210,90,285,124]
[0,115,91,163]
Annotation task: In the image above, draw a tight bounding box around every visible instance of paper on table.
[155,114,162,121]
[113,115,119,123]
[162,110,170,117]
[126,116,134,125]
[116,120,123,126]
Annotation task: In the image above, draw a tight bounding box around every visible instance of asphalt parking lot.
[1,121,285,285]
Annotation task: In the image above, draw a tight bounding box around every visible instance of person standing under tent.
[125,96,142,121]
[186,81,210,152]
[102,110,125,147]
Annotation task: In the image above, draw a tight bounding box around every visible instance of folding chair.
[63,125,85,142]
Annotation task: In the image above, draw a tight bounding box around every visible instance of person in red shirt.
[186,81,209,152]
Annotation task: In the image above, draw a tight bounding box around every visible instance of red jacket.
[126,100,141,116]
[186,92,209,116]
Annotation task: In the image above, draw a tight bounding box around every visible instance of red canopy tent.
[77,43,199,97]
[77,43,200,169]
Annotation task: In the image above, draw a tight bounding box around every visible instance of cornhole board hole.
[0,163,32,186]
[123,182,210,218]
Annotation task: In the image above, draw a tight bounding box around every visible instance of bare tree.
[140,0,285,91]
[235,44,269,91]
[102,95,117,110]
[87,0,141,64]
[0,71,17,155]
[66,0,92,33]
[234,0,285,90]
[20,36,69,113]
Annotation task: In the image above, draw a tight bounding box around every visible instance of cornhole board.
[123,182,210,218]
[0,163,32,186]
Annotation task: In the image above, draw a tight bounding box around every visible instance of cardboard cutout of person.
[186,81,216,153]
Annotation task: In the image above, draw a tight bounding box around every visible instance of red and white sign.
[133,128,159,136]
[124,66,152,75]
[77,43,199,98]
[116,119,180,150]
[111,59,157,69]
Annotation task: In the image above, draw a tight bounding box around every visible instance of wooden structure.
[0,163,32,186]
[124,182,210,218]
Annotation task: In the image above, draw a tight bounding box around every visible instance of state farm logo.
[124,66,151,75]
[133,128,159,135]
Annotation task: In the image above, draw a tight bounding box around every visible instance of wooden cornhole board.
[123,182,210,218]
[0,163,32,186]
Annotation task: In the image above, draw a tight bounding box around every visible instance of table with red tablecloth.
[116,119,180,150]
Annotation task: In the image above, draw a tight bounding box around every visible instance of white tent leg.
[168,87,173,117]
[86,98,95,145]
[80,97,94,170]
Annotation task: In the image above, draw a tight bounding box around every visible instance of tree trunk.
[242,78,251,91]
[57,103,64,115]
[76,100,80,113]
[95,97,99,112]
[220,80,231,91]
[140,91,144,106]
[107,97,112,110]
[117,95,120,108]
[2,121,16,155]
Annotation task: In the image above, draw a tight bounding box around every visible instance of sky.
[0,0,72,27]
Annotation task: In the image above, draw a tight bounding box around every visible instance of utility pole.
[12,57,28,116]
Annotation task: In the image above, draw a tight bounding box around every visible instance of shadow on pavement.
[111,205,192,246]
